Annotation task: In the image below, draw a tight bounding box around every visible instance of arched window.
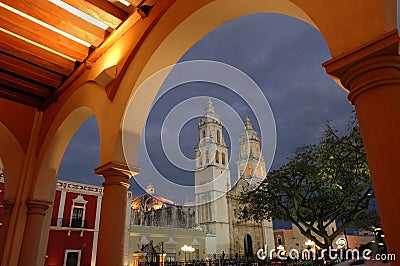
[255,145,260,152]
[198,152,202,166]
[247,164,252,176]
[256,165,260,176]
[215,150,219,164]
[244,234,253,258]
[202,130,206,138]
[221,152,226,165]
[217,130,221,144]
[206,150,209,164]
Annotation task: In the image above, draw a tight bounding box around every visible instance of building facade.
[129,184,206,265]
[194,101,275,257]
[45,180,132,266]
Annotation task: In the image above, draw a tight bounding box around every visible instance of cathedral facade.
[194,100,275,256]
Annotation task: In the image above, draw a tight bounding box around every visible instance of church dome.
[131,183,174,211]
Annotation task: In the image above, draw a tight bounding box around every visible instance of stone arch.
[32,81,109,201]
[116,0,395,170]
[0,122,24,200]
[33,106,97,201]
[88,1,397,263]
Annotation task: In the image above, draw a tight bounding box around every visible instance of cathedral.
[130,100,275,259]
[194,100,275,256]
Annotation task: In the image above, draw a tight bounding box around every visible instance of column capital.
[0,199,15,215]
[342,55,400,104]
[323,30,400,104]
[323,30,399,79]
[95,161,140,188]
[26,199,52,216]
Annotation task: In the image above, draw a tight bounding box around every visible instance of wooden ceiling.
[0,0,147,110]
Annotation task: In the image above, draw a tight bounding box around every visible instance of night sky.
[59,13,361,204]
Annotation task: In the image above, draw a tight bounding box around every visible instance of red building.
[0,174,132,266]
[46,180,132,266]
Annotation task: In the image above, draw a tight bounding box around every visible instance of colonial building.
[129,184,206,265]
[46,180,132,266]
[195,100,275,256]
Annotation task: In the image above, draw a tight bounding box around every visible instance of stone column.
[18,199,52,266]
[0,199,15,262]
[323,30,400,258]
[95,161,138,266]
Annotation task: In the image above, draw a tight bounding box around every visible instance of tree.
[240,117,375,250]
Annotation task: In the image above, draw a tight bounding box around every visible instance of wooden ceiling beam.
[1,0,105,47]
[0,72,53,98]
[62,0,122,29]
[0,53,63,88]
[86,0,129,21]
[0,85,42,108]
[0,6,90,61]
[0,31,75,76]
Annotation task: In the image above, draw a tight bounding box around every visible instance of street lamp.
[181,245,195,264]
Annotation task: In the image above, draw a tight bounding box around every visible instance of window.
[64,250,81,266]
[256,145,260,152]
[215,150,219,164]
[243,145,247,152]
[202,130,206,138]
[217,130,221,144]
[240,166,244,176]
[221,152,226,165]
[70,194,87,228]
[277,236,283,245]
[206,150,209,164]
[247,164,252,176]
[198,152,202,166]
[256,165,260,176]
[71,207,84,228]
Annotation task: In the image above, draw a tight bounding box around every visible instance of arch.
[0,122,24,200]
[202,130,206,138]
[33,81,110,201]
[215,150,220,164]
[116,0,395,176]
[255,165,260,176]
[221,152,226,165]
[244,234,253,258]
[216,130,221,144]
[34,107,97,200]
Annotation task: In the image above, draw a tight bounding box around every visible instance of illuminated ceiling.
[0,0,150,109]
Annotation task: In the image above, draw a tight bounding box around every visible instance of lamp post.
[181,245,195,265]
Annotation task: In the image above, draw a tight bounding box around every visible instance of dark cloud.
[60,13,356,202]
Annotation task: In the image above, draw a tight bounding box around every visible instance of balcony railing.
[51,218,88,229]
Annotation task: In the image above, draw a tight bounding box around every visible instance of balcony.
[51,218,88,229]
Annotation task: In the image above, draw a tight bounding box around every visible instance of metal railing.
[50,218,88,229]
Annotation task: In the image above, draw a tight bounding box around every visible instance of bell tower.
[237,117,266,189]
[194,100,230,254]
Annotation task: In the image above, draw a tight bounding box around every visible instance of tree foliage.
[240,117,375,249]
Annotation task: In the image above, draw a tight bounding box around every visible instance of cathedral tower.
[194,100,230,254]
[236,117,266,189]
